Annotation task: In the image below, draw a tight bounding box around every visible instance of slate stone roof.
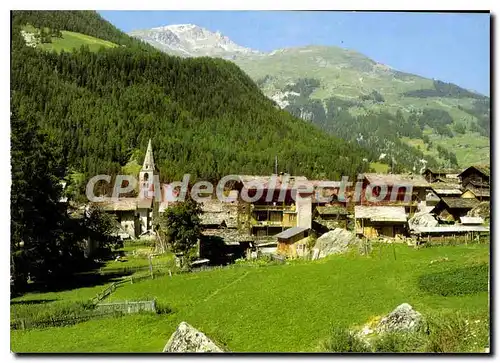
[200,199,238,228]
[423,168,462,175]
[94,198,140,211]
[430,184,463,196]
[316,205,348,215]
[94,197,154,212]
[439,197,480,209]
[354,206,407,222]
[363,173,429,188]
[275,226,309,240]
[458,165,490,178]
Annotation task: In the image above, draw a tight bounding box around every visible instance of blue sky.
[99,11,490,96]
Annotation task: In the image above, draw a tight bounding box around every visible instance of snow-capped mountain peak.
[129,24,262,58]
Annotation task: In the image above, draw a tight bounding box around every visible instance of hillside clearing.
[21,24,118,53]
[42,31,118,53]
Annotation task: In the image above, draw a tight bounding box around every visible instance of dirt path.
[203,271,250,302]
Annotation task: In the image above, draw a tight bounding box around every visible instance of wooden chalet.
[94,197,153,239]
[313,205,349,231]
[354,206,407,239]
[431,197,480,222]
[361,173,429,203]
[199,199,238,230]
[425,191,441,207]
[461,187,490,202]
[359,174,429,219]
[422,168,461,183]
[457,165,490,189]
[238,174,313,237]
[430,183,463,198]
[410,224,489,242]
[275,226,310,258]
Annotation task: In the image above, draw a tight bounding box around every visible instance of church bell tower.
[139,139,156,198]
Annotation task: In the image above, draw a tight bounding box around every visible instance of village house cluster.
[86,140,490,261]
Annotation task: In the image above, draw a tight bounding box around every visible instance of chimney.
[278,172,284,184]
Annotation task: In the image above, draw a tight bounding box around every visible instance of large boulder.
[408,211,438,229]
[375,303,423,334]
[163,322,224,353]
[314,228,360,258]
[469,201,490,222]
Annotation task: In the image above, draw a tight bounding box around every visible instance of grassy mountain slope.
[12,10,143,48]
[22,24,118,53]
[11,11,374,186]
[233,46,490,167]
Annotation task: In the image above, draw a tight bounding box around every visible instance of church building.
[94,139,158,239]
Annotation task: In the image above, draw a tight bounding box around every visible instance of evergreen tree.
[156,199,202,259]
[10,111,76,292]
[11,10,372,183]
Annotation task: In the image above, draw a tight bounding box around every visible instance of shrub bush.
[418,264,489,296]
[320,326,370,352]
[321,312,489,353]
[371,332,424,353]
[424,312,489,353]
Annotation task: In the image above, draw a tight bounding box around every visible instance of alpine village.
[10,11,490,353]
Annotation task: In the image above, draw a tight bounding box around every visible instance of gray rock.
[376,303,423,334]
[163,322,224,353]
[314,228,360,258]
[408,211,438,229]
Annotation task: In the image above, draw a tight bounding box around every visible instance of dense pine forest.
[11,10,372,190]
[9,10,379,290]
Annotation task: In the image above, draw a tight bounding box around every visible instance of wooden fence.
[10,310,123,330]
[270,254,286,263]
[90,267,174,305]
[11,300,156,331]
[97,263,173,276]
[95,300,156,314]
[91,281,119,304]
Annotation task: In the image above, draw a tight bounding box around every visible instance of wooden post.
[149,255,154,279]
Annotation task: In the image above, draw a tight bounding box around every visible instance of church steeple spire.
[139,139,157,199]
[142,139,155,171]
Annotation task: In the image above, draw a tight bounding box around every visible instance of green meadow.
[11,243,489,353]
[22,24,118,53]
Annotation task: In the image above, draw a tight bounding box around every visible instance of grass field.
[22,25,118,53]
[436,133,490,166]
[370,161,390,173]
[10,243,489,353]
[41,31,118,53]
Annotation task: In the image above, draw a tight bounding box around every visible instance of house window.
[270,211,282,222]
